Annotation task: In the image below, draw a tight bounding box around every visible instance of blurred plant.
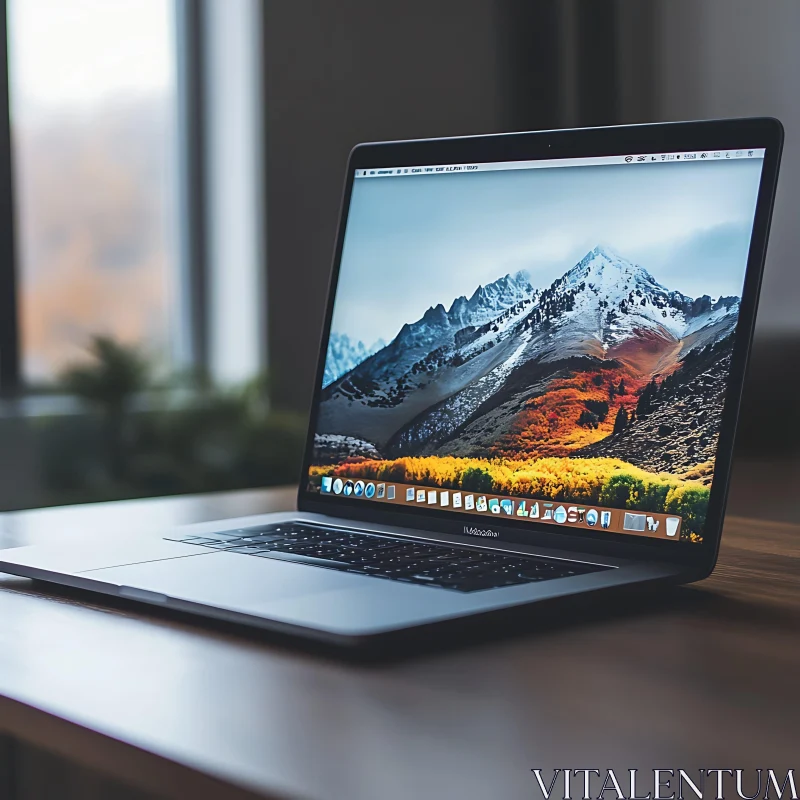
[60,335,150,480]
[60,335,150,409]
[129,371,306,495]
[41,336,306,505]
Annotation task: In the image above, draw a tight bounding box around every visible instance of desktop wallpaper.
[309,159,764,541]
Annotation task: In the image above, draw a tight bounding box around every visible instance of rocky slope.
[574,336,734,478]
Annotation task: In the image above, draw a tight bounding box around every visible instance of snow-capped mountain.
[391,269,536,352]
[447,270,536,329]
[522,245,739,355]
[554,244,691,340]
[323,333,385,387]
[324,269,539,394]
[316,245,740,459]
[486,244,740,369]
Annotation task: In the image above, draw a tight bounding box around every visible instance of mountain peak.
[563,244,658,291]
[590,243,624,261]
[537,245,702,343]
[513,268,532,284]
[394,269,536,352]
[462,270,534,322]
[584,243,636,268]
[323,332,386,387]
[422,303,448,324]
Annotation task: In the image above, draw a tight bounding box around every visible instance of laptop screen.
[306,148,765,544]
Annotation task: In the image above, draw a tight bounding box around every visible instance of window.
[0,0,289,511]
[7,0,178,384]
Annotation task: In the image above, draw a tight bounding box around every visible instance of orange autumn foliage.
[490,366,643,459]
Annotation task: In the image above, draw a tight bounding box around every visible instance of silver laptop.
[0,119,783,652]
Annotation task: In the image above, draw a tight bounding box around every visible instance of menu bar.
[355,148,766,178]
[316,477,684,542]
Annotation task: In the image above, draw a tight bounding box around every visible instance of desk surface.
[0,463,798,800]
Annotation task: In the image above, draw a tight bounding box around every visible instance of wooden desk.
[0,464,798,800]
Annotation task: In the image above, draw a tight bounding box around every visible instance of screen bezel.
[298,118,784,572]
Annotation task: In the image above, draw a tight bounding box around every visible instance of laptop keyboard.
[166,523,608,593]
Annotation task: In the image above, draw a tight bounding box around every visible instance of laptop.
[0,118,783,652]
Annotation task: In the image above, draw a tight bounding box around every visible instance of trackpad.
[87,551,364,608]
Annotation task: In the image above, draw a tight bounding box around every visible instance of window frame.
[0,0,20,395]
